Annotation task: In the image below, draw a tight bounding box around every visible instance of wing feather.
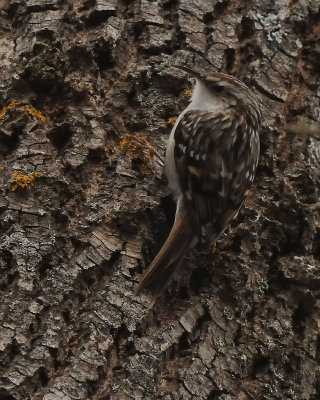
[174,109,259,244]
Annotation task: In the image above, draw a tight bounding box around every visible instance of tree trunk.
[0,0,319,399]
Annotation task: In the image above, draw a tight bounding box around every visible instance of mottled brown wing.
[174,109,259,244]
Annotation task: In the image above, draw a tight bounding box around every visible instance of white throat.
[187,79,227,113]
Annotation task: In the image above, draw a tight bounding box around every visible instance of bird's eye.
[214,85,224,93]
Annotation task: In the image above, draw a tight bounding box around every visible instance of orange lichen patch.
[102,146,111,153]
[17,106,47,122]
[0,100,20,119]
[140,166,151,175]
[10,171,44,191]
[0,100,47,122]
[183,88,193,98]
[166,117,176,126]
[119,133,154,161]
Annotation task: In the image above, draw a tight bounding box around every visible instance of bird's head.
[173,65,261,121]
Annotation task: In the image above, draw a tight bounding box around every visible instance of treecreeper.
[135,65,262,307]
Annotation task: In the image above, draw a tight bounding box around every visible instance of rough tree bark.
[0,0,319,399]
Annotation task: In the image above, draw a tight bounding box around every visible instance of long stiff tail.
[135,212,194,307]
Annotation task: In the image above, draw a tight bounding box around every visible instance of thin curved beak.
[172,65,202,79]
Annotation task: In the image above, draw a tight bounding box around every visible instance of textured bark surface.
[0,0,320,399]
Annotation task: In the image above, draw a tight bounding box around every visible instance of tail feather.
[135,215,194,306]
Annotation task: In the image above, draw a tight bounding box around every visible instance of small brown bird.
[135,65,262,305]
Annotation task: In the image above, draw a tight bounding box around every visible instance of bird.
[135,65,262,306]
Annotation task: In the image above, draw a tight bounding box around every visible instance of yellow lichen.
[17,106,47,122]
[102,146,110,153]
[0,100,47,122]
[0,100,20,119]
[10,171,44,191]
[166,117,176,126]
[183,88,193,98]
[119,133,152,160]
[140,166,151,175]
